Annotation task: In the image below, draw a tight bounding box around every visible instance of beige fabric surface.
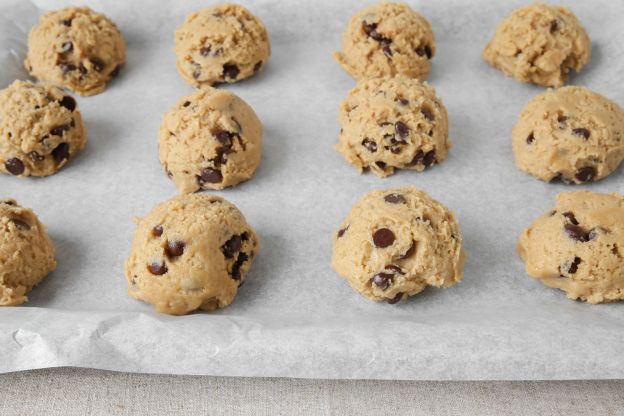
[0,368,623,415]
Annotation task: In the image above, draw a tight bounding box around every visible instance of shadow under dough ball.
[0,80,86,177]
[518,191,624,303]
[0,199,56,306]
[333,2,435,81]
[483,3,590,87]
[25,6,126,96]
[512,86,624,184]
[174,4,271,87]
[125,193,259,315]
[336,76,450,178]
[331,187,465,304]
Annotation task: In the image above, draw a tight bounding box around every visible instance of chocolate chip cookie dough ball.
[512,86,624,184]
[331,187,465,303]
[0,81,86,177]
[337,76,450,178]
[483,3,590,87]
[518,191,624,303]
[175,4,270,87]
[333,2,435,81]
[125,194,259,315]
[159,87,262,193]
[0,199,56,306]
[25,7,126,96]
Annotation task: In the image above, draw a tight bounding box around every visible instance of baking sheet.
[1,0,623,380]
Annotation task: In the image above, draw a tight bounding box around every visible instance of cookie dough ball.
[483,3,590,87]
[518,191,624,303]
[0,80,86,177]
[512,86,624,184]
[336,76,450,178]
[25,7,126,96]
[125,194,259,315]
[331,187,465,303]
[159,87,262,193]
[0,199,56,306]
[333,2,435,81]
[175,4,270,87]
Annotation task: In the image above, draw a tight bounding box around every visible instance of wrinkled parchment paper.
[1,0,623,379]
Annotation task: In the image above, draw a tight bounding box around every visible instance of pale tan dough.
[512,86,624,184]
[0,80,86,177]
[25,7,126,96]
[331,187,465,303]
[125,193,259,315]
[159,87,262,193]
[336,76,450,178]
[483,3,590,87]
[333,2,435,81]
[175,4,270,87]
[0,199,56,306]
[518,191,624,304]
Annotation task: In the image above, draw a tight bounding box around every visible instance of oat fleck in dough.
[333,2,435,81]
[518,191,624,304]
[512,86,624,184]
[337,76,450,178]
[175,4,271,87]
[159,87,262,193]
[483,3,590,87]
[0,80,86,177]
[25,7,126,96]
[331,187,465,303]
[125,194,259,315]
[0,199,56,306]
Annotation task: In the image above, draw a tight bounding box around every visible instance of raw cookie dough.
[483,3,590,87]
[25,6,126,96]
[159,87,263,193]
[512,86,624,184]
[333,2,435,81]
[518,191,624,303]
[0,80,86,177]
[331,187,465,303]
[175,4,270,87]
[336,76,450,178]
[0,199,56,306]
[125,193,259,315]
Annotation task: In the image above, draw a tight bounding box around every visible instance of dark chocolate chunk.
[147,261,168,275]
[5,158,24,175]
[373,228,395,248]
[384,193,406,204]
[372,272,393,290]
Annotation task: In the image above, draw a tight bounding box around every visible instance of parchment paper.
[1,0,623,380]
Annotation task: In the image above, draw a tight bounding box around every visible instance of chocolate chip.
[337,227,348,238]
[527,132,535,144]
[231,252,249,281]
[396,97,409,106]
[223,64,240,80]
[415,46,426,56]
[373,228,395,248]
[550,20,559,32]
[395,121,409,139]
[11,218,30,231]
[382,46,392,57]
[29,151,44,162]
[198,168,222,184]
[214,130,233,146]
[424,46,432,59]
[423,150,436,167]
[421,108,434,122]
[362,21,377,36]
[91,58,105,72]
[0,200,15,205]
[200,46,211,57]
[253,61,263,73]
[562,212,579,225]
[183,101,191,107]
[152,225,163,237]
[193,69,201,79]
[79,64,88,76]
[52,143,70,162]
[59,96,76,112]
[222,235,242,258]
[59,63,76,73]
[387,292,403,304]
[362,138,377,152]
[50,124,71,136]
[372,272,393,290]
[5,158,24,175]
[568,257,581,274]
[557,115,568,125]
[165,240,185,258]
[62,41,73,53]
[385,264,404,275]
[397,240,416,260]
[572,128,590,139]
[384,193,406,204]
[61,19,72,26]
[375,161,387,170]
[110,65,121,78]
[147,261,168,275]
[564,224,588,242]
[575,166,596,182]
